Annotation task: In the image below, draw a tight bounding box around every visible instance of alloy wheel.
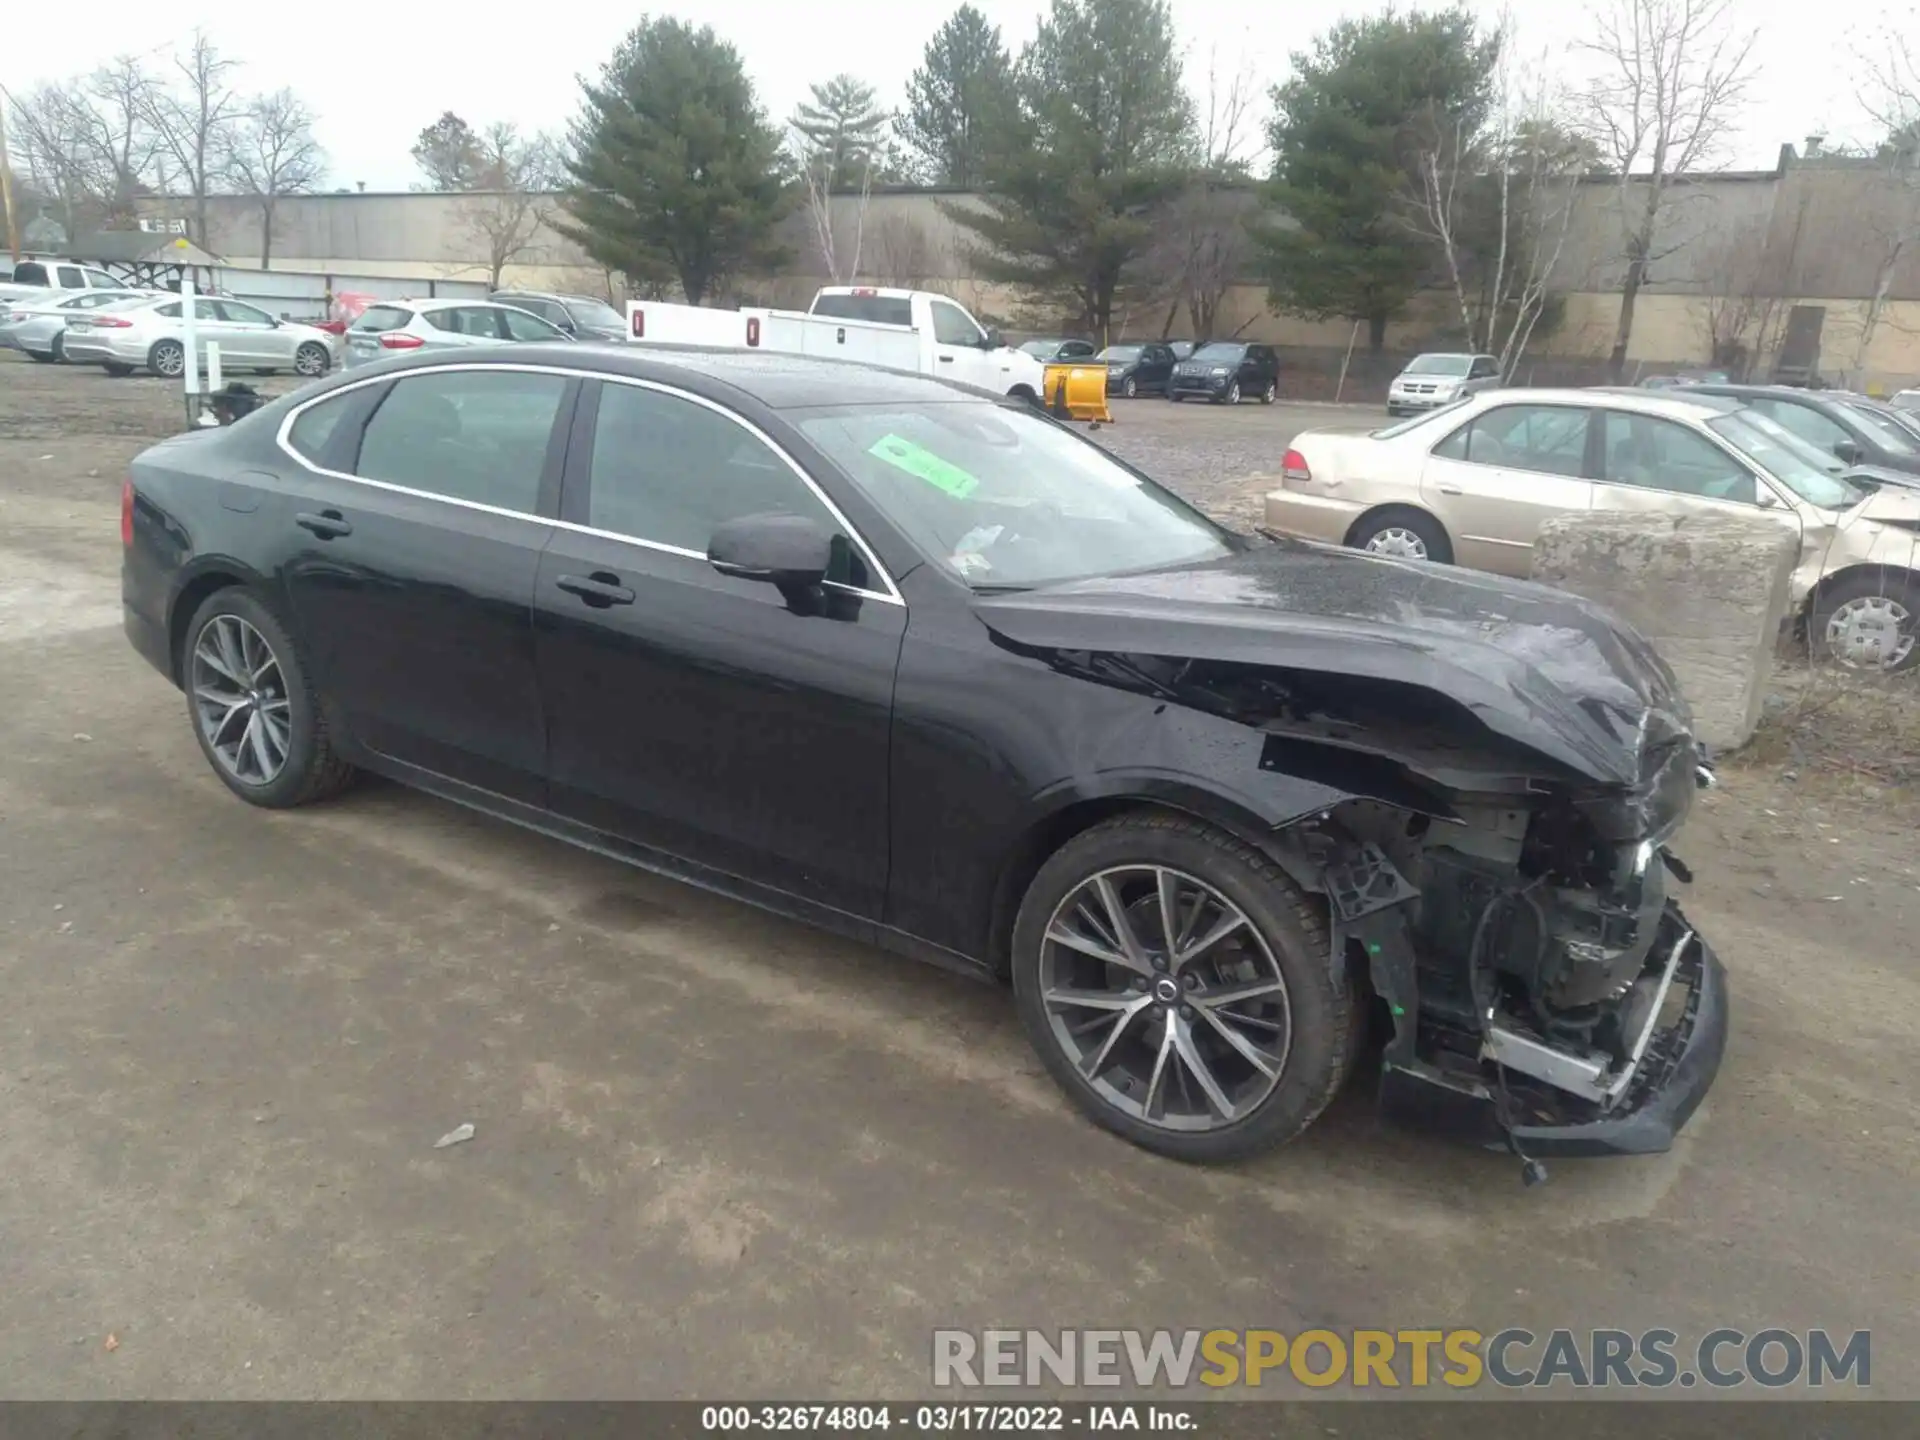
[1363,526,1429,560]
[1226,381,1241,404]
[1824,594,1915,669]
[1124,376,1138,397]
[294,344,328,376]
[191,614,293,786]
[153,343,185,377]
[1038,865,1292,1132]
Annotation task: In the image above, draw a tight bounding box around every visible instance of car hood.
[974,540,1692,787]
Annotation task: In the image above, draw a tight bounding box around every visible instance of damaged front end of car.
[980,566,1730,1174]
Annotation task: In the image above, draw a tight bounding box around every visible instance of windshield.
[796,401,1234,589]
[1708,412,1869,510]
[1098,345,1142,362]
[1192,343,1245,362]
[1838,400,1920,455]
[565,297,624,328]
[1405,354,1472,376]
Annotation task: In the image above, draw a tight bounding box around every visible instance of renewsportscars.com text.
[931,1327,1871,1390]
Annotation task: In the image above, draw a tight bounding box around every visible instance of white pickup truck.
[623,286,1046,402]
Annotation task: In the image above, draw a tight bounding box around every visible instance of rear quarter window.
[13,262,49,286]
[287,396,352,464]
[352,305,413,333]
[812,293,914,327]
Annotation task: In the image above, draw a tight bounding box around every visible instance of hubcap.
[156,345,184,377]
[1125,377,1137,396]
[296,346,325,375]
[1825,595,1915,669]
[1364,526,1429,560]
[1039,865,1292,1133]
[191,614,292,785]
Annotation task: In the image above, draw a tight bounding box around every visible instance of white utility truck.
[623,286,1046,402]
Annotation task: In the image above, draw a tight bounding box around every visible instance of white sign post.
[181,274,200,405]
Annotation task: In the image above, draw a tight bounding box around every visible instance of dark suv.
[1167,342,1280,404]
[488,290,629,344]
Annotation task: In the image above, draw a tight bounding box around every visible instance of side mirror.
[1754,486,1781,508]
[983,328,1003,350]
[709,512,834,589]
[1833,439,1862,464]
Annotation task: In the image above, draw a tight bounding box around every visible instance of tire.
[1011,810,1355,1164]
[103,363,135,377]
[1169,391,1183,402]
[51,332,66,363]
[1220,380,1241,405]
[1123,375,1138,398]
[182,588,355,809]
[148,340,185,378]
[28,349,56,364]
[1810,571,1920,671]
[293,342,330,377]
[1349,507,1453,565]
[1260,380,1277,404]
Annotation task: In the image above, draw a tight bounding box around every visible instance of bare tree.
[795,127,873,283]
[8,60,163,237]
[8,84,100,239]
[1843,28,1920,377]
[1575,0,1757,379]
[458,122,559,288]
[1197,44,1259,174]
[1693,212,1781,376]
[146,31,246,249]
[871,212,934,287]
[227,89,324,268]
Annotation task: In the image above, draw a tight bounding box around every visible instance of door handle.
[937,355,954,363]
[295,510,352,539]
[1437,485,1463,495]
[556,572,636,607]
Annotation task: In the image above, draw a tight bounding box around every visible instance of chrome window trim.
[272,361,904,606]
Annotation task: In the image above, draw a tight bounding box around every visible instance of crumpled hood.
[974,540,1694,787]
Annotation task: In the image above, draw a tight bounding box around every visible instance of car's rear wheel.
[1349,508,1453,564]
[1260,380,1277,404]
[1011,811,1355,1163]
[183,589,355,808]
[50,333,66,363]
[294,342,330,377]
[1811,572,1920,671]
[148,340,185,378]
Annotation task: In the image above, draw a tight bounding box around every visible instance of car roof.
[1682,382,1847,406]
[1494,386,1746,418]
[379,296,523,312]
[322,342,987,410]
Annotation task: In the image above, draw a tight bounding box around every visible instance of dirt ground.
[1,352,1916,1401]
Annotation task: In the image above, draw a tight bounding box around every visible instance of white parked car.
[342,297,572,368]
[0,257,134,309]
[1385,352,1502,416]
[0,290,158,362]
[62,294,339,379]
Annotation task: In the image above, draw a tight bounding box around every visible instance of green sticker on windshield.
[869,433,979,498]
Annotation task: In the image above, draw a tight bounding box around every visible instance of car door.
[213,299,281,365]
[1142,344,1175,389]
[533,377,906,919]
[276,365,576,804]
[1420,402,1597,574]
[1589,409,1803,543]
[929,297,1002,391]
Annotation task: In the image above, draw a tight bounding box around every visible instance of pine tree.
[558,19,792,303]
[897,5,1019,187]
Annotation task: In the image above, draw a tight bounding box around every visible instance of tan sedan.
[1265,388,1920,669]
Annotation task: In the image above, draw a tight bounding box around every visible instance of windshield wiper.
[970,581,1034,593]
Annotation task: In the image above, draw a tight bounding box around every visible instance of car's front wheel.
[293,342,331,377]
[183,589,355,808]
[1012,811,1356,1163]
[103,362,135,377]
[1123,375,1138,398]
[1811,572,1919,671]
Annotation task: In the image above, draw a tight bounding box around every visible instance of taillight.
[121,480,134,547]
[379,332,426,349]
[1282,447,1313,483]
[314,319,346,335]
[92,316,133,328]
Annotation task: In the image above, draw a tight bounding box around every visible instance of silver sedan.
[63,295,341,379]
[0,291,157,363]
[342,298,571,368]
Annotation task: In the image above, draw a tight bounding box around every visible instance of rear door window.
[499,306,563,341]
[356,369,570,513]
[812,292,914,327]
[1600,413,1757,502]
[1434,404,1591,476]
[56,266,85,287]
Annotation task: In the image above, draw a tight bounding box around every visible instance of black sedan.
[123,345,1726,1166]
[1098,342,1178,397]
[1167,342,1281,404]
[1684,383,1920,476]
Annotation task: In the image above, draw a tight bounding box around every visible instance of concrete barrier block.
[1530,510,1799,752]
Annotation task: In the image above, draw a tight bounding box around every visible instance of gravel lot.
[1,352,1916,1402]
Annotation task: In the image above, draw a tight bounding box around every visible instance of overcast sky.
[3,0,1898,192]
